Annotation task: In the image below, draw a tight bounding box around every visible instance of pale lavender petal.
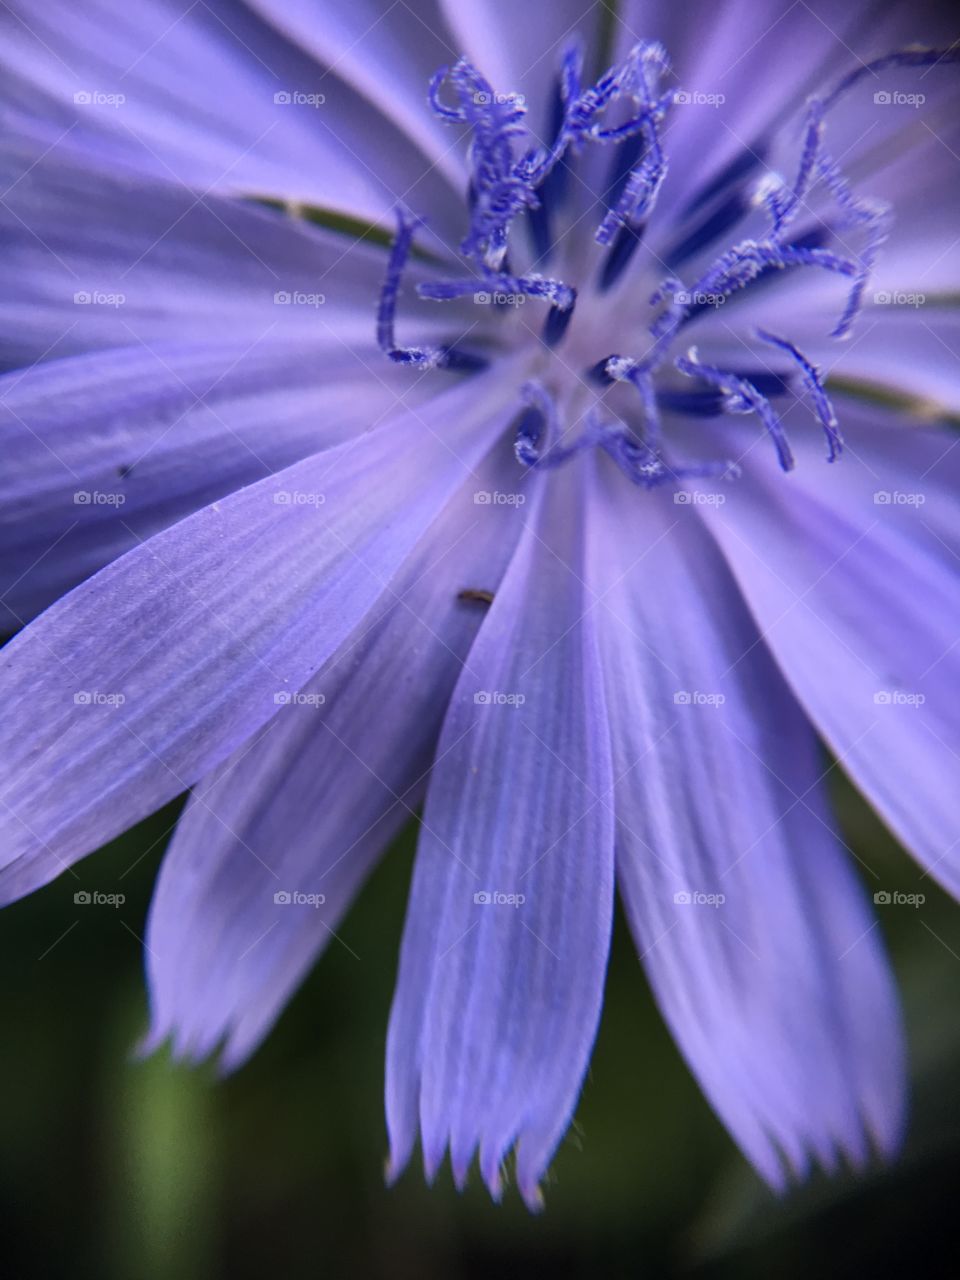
[440,0,600,121]
[144,449,525,1069]
[0,373,511,904]
[586,461,905,1182]
[0,135,464,364]
[1,339,434,625]
[246,0,468,197]
[386,463,615,1210]
[697,410,960,894]
[0,0,462,223]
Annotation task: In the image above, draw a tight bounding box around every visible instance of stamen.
[377,209,488,371]
[604,355,663,454]
[603,132,645,219]
[756,329,842,460]
[430,59,534,271]
[513,382,604,468]
[526,39,583,259]
[379,42,957,496]
[594,43,673,291]
[675,347,794,471]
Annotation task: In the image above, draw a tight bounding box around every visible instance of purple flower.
[1,1,958,1210]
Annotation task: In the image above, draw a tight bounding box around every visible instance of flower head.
[1,0,958,1211]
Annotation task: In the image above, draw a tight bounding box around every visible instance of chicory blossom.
[1,0,958,1210]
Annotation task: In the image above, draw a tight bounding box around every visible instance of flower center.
[376,41,956,487]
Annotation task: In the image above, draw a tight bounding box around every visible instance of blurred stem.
[106,995,219,1280]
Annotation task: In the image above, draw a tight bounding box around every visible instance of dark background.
[1,769,958,1279]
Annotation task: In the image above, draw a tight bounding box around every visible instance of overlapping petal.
[386,463,615,1209]
[1,339,437,625]
[0,0,465,225]
[143,449,525,1069]
[697,409,960,895]
[0,134,473,366]
[587,460,905,1182]
[0,373,511,905]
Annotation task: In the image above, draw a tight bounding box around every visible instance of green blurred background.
[2,769,958,1279]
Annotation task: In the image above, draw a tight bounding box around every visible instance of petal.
[246,0,468,194]
[696,409,960,895]
[0,0,461,224]
[696,297,960,423]
[0,133,462,365]
[386,461,615,1210]
[144,447,525,1069]
[1,339,431,625]
[0,372,510,904]
[631,1,957,262]
[586,462,905,1182]
[439,0,601,119]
